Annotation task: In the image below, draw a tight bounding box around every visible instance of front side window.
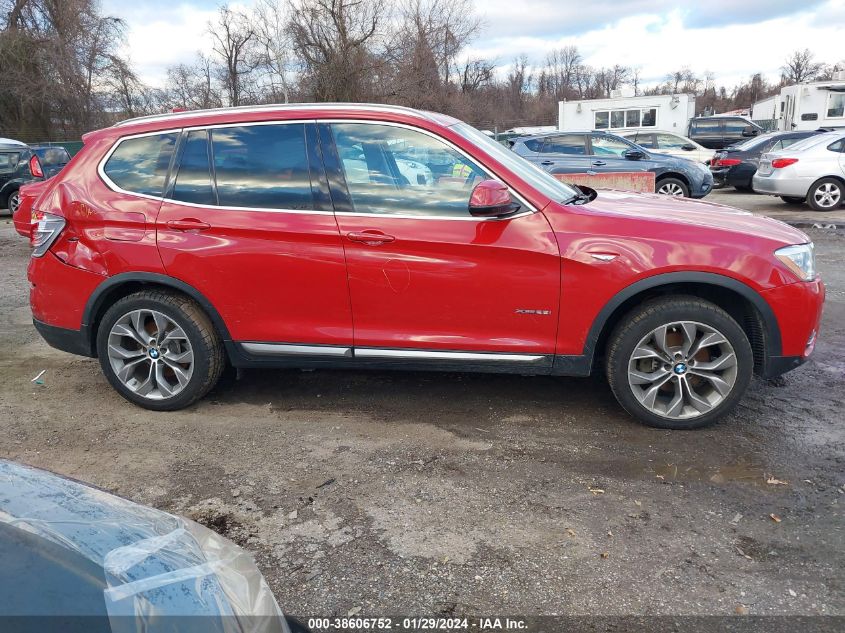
[332,123,489,217]
[211,124,313,210]
[655,133,688,150]
[827,93,845,118]
[173,130,214,205]
[723,119,748,133]
[591,135,636,157]
[543,135,587,155]
[103,133,178,196]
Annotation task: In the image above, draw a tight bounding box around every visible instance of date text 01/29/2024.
[306,617,528,630]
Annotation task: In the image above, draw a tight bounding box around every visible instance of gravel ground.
[0,210,843,622]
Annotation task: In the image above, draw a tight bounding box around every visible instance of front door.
[320,122,561,360]
[156,122,353,348]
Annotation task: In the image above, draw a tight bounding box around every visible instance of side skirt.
[226,342,593,376]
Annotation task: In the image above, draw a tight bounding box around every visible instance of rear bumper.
[33,319,94,357]
[752,174,810,197]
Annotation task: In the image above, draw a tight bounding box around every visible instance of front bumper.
[759,278,825,376]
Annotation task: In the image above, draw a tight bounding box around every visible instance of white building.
[558,91,696,133]
[751,74,845,131]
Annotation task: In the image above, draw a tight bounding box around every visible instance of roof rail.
[113,102,437,128]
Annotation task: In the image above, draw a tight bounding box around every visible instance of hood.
[574,189,808,245]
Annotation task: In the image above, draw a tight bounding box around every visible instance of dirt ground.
[0,212,843,621]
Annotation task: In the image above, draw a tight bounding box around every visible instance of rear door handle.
[592,160,607,166]
[167,218,211,231]
[347,230,395,245]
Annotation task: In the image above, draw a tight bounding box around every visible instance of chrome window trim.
[98,118,537,221]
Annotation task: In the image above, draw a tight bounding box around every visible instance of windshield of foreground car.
[451,122,579,203]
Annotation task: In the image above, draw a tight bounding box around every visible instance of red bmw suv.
[20,104,824,429]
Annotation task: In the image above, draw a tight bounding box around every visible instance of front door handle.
[167,218,211,231]
[347,230,395,245]
[592,160,607,166]
[540,160,554,166]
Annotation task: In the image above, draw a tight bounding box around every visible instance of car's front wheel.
[656,177,689,198]
[606,297,753,429]
[96,290,225,411]
[807,178,843,211]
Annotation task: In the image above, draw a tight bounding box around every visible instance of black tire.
[605,296,753,430]
[7,190,20,213]
[806,178,843,212]
[96,290,225,411]
[780,196,806,205]
[655,177,690,198]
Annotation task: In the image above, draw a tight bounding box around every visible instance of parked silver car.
[752,131,845,211]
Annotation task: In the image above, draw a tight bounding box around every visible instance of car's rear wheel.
[656,178,689,198]
[96,290,225,411]
[7,191,20,214]
[605,297,753,429]
[780,196,806,205]
[807,178,843,211]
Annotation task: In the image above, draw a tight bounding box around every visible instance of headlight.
[775,243,816,280]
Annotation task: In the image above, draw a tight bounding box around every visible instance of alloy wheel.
[812,182,841,209]
[657,182,685,196]
[107,309,194,400]
[8,192,20,214]
[627,320,738,420]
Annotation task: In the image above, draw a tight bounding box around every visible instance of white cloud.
[109,0,845,90]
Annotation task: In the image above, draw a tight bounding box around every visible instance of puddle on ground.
[648,460,767,485]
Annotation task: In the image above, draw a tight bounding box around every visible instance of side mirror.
[741,126,759,137]
[681,144,696,151]
[623,149,646,160]
[468,180,519,217]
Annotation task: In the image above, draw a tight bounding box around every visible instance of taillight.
[28,155,44,178]
[714,158,742,167]
[771,158,798,169]
[30,212,65,257]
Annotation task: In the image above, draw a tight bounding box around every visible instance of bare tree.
[781,49,824,84]
[254,0,293,103]
[542,46,582,100]
[208,5,259,107]
[165,54,224,110]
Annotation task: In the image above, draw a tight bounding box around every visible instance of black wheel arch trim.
[582,271,782,367]
[82,272,233,354]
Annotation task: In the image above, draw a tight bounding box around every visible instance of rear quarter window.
[103,133,178,196]
[0,152,21,173]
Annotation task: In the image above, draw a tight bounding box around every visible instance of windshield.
[451,122,578,202]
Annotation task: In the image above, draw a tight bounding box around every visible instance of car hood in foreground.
[566,189,808,246]
[0,459,288,633]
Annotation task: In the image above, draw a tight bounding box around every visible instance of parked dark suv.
[688,116,764,150]
[510,131,714,198]
[0,139,68,213]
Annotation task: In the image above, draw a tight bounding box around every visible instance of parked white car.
[752,131,845,211]
[621,130,716,165]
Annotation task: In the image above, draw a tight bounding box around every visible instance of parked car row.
[0,138,70,212]
[509,130,714,198]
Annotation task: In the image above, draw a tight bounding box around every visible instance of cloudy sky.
[105,0,845,89]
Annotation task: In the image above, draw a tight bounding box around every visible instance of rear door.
[534,134,591,174]
[156,122,353,349]
[690,119,723,149]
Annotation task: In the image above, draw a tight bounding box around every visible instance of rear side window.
[35,147,70,166]
[827,139,845,153]
[522,138,544,152]
[543,135,587,155]
[173,130,215,205]
[211,124,313,210]
[691,119,720,132]
[103,133,178,196]
[0,152,20,173]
